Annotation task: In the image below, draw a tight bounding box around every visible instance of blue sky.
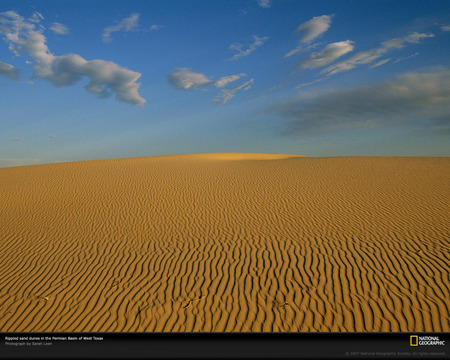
[1,0,449,167]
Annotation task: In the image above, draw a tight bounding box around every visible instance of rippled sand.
[0,154,449,332]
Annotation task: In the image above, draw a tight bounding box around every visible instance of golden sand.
[0,153,448,332]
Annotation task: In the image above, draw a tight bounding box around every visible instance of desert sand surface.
[0,153,449,332]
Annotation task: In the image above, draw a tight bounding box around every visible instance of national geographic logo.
[410,335,445,346]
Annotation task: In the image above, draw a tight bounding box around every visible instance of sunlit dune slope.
[185,152,305,160]
[0,154,449,332]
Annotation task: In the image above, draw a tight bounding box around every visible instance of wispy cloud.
[394,52,419,64]
[286,19,437,90]
[269,68,450,135]
[369,58,391,69]
[102,13,163,43]
[168,69,253,104]
[167,68,212,89]
[213,78,254,105]
[214,73,246,88]
[257,0,271,8]
[295,78,324,88]
[149,24,165,31]
[297,40,354,69]
[11,138,23,141]
[283,42,320,59]
[0,61,19,80]
[440,24,450,32]
[284,15,334,58]
[229,35,268,60]
[102,13,140,43]
[283,47,301,59]
[322,32,434,76]
[50,22,69,35]
[0,11,145,106]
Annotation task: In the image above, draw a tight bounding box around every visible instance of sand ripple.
[0,154,448,332]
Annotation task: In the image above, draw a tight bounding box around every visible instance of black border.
[1,332,449,359]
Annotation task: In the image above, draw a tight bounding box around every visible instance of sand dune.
[0,154,449,332]
[186,152,304,160]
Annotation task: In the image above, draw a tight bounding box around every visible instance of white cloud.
[295,78,325,88]
[51,55,145,105]
[167,69,253,104]
[229,35,268,60]
[167,68,212,89]
[394,52,419,64]
[284,47,302,59]
[30,12,44,23]
[284,42,319,59]
[284,15,334,59]
[270,68,450,135]
[257,0,271,8]
[149,24,164,31]
[213,78,254,105]
[321,50,379,75]
[297,40,354,69]
[50,22,69,35]
[322,32,434,76]
[441,25,450,32]
[0,61,19,80]
[214,73,246,88]
[382,32,434,49]
[0,11,145,106]
[102,13,140,43]
[295,15,333,43]
[369,58,391,68]
[101,14,163,42]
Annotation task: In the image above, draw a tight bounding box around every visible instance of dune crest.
[185,153,304,161]
[0,155,448,332]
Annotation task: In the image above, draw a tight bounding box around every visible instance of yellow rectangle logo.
[410,335,418,346]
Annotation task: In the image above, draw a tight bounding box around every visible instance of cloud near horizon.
[0,11,146,106]
[269,68,450,135]
[0,158,40,167]
[229,35,268,60]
